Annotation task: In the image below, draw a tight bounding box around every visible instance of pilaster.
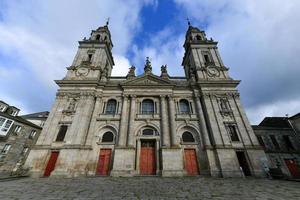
[118,95,129,146]
[160,95,170,146]
[127,95,136,146]
[167,95,176,146]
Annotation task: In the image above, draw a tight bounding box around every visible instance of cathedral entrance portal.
[140,140,156,175]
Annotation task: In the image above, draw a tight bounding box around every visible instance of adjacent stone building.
[253,116,300,178]
[0,100,42,177]
[24,23,267,178]
[21,111,49,128]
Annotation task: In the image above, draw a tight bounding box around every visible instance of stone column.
[127,95,136,146]
[167,95,176,146]
[194,94,212,147]
[118,95,129,146]
[160,95,170,147]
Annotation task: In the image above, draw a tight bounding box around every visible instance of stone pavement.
[0,177,299,200]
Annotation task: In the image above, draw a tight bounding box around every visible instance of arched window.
[96,34,100,40]
[142,128,154,136]
[142,99,154,114]
[102,131,114,142]
[179,99,190,114]
[196,35,202,40]
[105,99,117,114]
[182,132,195,142]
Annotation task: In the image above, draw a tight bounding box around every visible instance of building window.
[14,125,22,133]
[29,130,37,139]
[283,135,294,150]
[21,147,29,155]
[142,128,155,136]
[0,117,6,127]
[196,35,202,40]
[105,99,117,114]
[256,135,265,148]
[102,131,114,142]
[11,110,18,116]
[0,118,13,133]
[0,105,6,112]
[56,125,68,142]
[88,54,93,61]
[96,34,100,40]
[270,135,280,150]
[182,132,195,142]
[204,54,210,63]
[142,99,154,114]
[1,144,11,154]
[179,99,190,114]
[227,125,239,141]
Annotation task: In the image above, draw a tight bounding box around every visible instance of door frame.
[43,151,59,177]
[136,137,160,175]
[183,148,200,175]
[284,159,300,178]
[236,151,252,176]
[96,148,113,176]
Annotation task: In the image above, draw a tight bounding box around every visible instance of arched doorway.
[136,126,160,175]
[96,128,116,176]
[181,130,200,176]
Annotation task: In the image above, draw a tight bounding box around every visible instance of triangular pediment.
[121,74,173,86]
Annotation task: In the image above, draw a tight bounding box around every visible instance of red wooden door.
[184,149,199,175]
[285,159,300,178]
[96,149,112,175]
[140,141,156,175]
[44,152,59,177]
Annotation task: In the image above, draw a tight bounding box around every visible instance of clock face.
[207,66,220,77]
[75,67,89,76]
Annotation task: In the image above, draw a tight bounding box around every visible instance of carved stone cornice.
[56,92,81,98]
[202,92,240,99]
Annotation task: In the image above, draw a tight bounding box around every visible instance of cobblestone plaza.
[0,177,299,200]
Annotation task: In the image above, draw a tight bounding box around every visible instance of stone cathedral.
[25,23,267,178]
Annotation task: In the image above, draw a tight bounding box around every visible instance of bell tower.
[182,24,230,81]
[64,23,114,82]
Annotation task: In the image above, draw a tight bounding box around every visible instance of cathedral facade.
[25,24,267,177]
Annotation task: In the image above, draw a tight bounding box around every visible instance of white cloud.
[111,55,131,76]
[0,0,152,113]
[132,27,185,76]
[174,0,300,123]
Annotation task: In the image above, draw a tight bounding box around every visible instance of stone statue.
[68,98,76,111]
[127,65,136,79]
[144,57,152,74]
[160,65,169,79]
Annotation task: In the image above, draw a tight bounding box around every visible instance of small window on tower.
[56,125,68,142]
[227,125,239,141]
[88,54,93,62]
[96,34,100,40]
[204,54,210,63]
[196,35,202,40]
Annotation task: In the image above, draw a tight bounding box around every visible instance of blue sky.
[0,0,300,124]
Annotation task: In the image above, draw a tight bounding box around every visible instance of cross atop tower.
[106,17,110,26]
[186,17,191,26]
